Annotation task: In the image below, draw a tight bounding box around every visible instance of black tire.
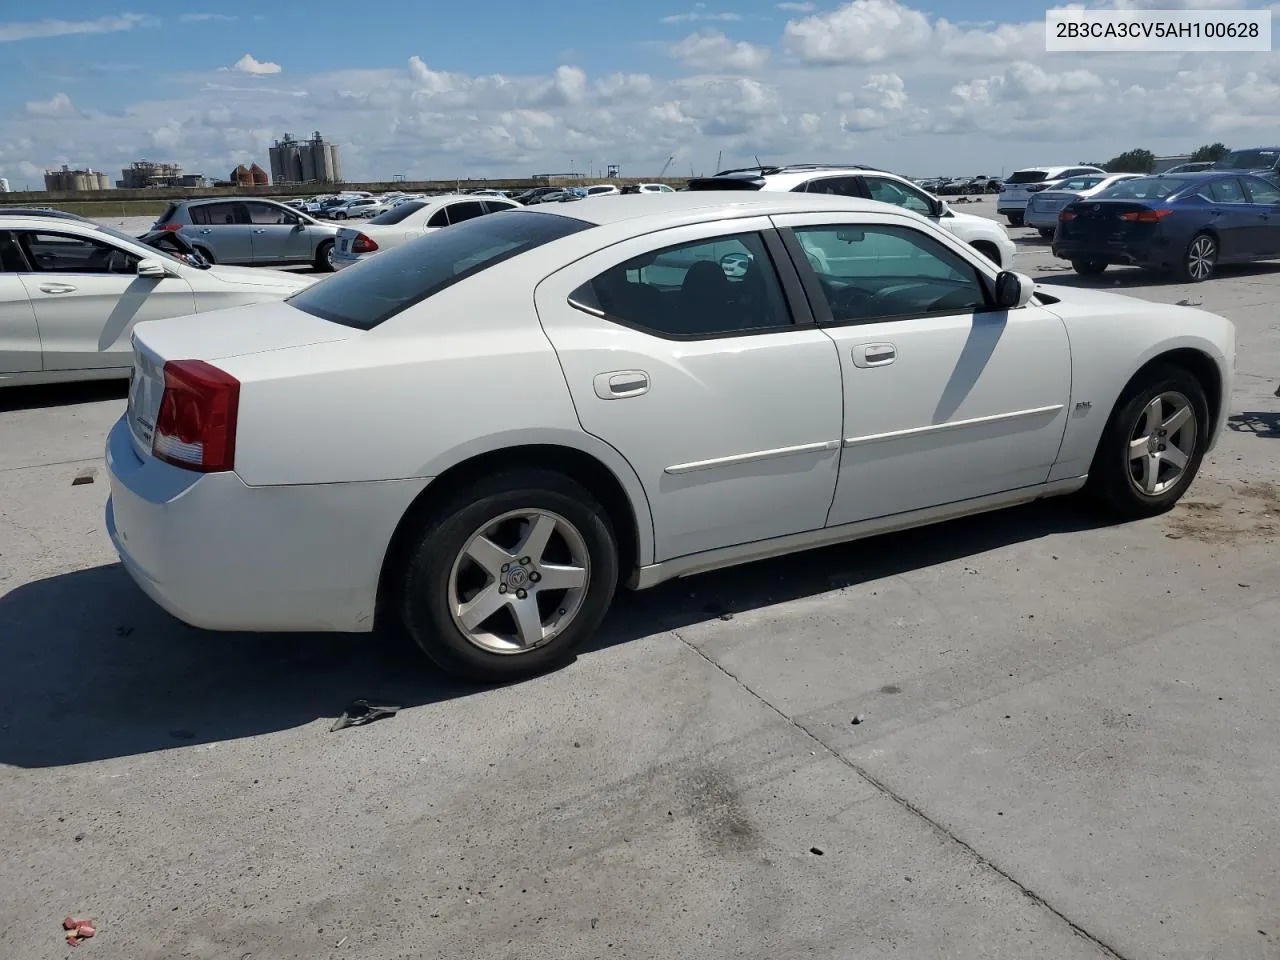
[1177,231,1217,283]
[399,468,619,682]
[1071,258,1107,276]
[335,212,347,220]
[1086,362,1209,519]
[193,245,215,265]
[1038,227,1055,239]
[313,239,335,273]
[1006,213,1024,227]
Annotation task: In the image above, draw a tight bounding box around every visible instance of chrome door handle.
[198,228,213,234]
[252,229,266,234]
[852,343,896,368]
[593,370,650,399]
[39,283,77,294]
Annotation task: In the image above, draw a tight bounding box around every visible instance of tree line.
[1078,143,1231,174]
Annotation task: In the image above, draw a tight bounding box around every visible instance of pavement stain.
[1163,480,1280,544]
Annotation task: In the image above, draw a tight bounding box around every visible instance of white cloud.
[24,92,76,117]
[783,0,933,64]
[180,13,238,22]
[661,3,744,23]
[777,2,816,10]
[0,13,151,43]
[227,54,281,75]
[670,31,771,71]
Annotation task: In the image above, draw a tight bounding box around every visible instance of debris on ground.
[809,846,824,855]
[851,714,866,725]
[330,700,401,732]
[71,470,95,487]
[62,917,96,946]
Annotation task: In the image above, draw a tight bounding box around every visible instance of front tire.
[1038,227,1055,239]
[1178,232,1217,283]
[1006,213,1024,227]
[314,239,335,272]
[1087,362,1209,518]
[1072,258,1107,276]
[399,469,619,682]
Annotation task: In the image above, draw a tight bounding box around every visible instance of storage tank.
[0,178,9,192]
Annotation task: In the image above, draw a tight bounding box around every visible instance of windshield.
[368,201,428,225]
[1006,170,1051,184]
[1216,149,1279,170]
[1094,177,1185,201]
[288,210,593,330]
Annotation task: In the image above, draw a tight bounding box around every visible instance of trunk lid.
[125,301,356,458]
[1059,200,1163,241]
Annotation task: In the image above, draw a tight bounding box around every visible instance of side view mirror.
[137,258,171,279]
[930,198,945,217]
[994,270,1035,309]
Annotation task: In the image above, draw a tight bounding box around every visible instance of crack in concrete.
[673,628,1134,960]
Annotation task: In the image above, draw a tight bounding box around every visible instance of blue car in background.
[1052,171,1280,282]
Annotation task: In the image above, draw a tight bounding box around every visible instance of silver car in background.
[1024,173,1144,237]
[152,197,341,271]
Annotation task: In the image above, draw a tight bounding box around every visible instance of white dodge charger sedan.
[106,193,1234,682]
[1,215,314,386]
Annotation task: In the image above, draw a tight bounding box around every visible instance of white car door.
[14,229,195,372]
[534,217,844,562]
[771,211,1071,525]
[0,231,42,373]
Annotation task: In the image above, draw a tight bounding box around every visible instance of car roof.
[0,207,92,221]
[520,190,909,228]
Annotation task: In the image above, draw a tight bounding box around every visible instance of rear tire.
[1038,227,1055,239]
[1086,362,1209,519]
[1006,213,1024,227]
[313,239,335,273]
[399,469,619,682]
[1177,232,1217,283]
[1071,258,1107,276]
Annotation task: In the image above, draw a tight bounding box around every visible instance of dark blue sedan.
[1052,171,1280,282]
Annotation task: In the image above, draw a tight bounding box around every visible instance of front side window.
[863,177,933,214]
[569,231,792,338]
[792,224,987,324]
[1244,178,1280,204]
[288,210,592,330]
[16,231,139,274]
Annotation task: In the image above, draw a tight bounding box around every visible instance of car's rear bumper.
[1024,209,1061,229]
[1051,237,1171,268]
[997,199,1029,214]
[105,416,430,633]
[331,251,373,271]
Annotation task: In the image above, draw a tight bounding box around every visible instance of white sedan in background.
[331,193,519,270]
[108,192,1233,684]
[1024,173,1144,237]
[1,215,314,386]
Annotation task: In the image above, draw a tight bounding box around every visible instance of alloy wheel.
[1187,235,1215,281]
[1127,391,1197,497]
[447,509,591,655]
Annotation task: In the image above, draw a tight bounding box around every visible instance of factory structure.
[118,160,206,189]
[268,131,342,184]
[44,165,113,191]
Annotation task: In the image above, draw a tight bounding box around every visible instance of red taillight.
[160,223,182,232]
[351,233,379,254]
[152,360,239,473]
[1059,210,1076,221]
[1119,209,1173,223]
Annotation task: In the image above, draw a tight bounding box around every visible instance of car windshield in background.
[1094,177,1186,201]
[367,201,428,225]
[288,210,593,330]
[1216,149,1278,170]
[1006,171,1050,184]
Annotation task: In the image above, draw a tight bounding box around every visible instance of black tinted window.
[569,232,791,338]
[0,231,27,271]
[427,209,449,228]
[189,202,243,225]
[801,177,862,197]
[289,210,592,330]
[447,201,486,225]
[368,201,427,225]
[793,224,986,323]
[483,200,518,214]
[1006,170,1050,184]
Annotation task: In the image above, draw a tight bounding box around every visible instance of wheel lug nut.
[516,589,527,600]
[499,585,507,594]
[501,563,510,572]
[530,572,541,583]
[520,557,531,565]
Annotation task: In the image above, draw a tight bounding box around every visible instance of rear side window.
[0,230,27,271]
[1006,170,1050,184]
[368,201,427,225]
[1207,178,1247,203]
[154,204,178,226]
[483,200,518,214]
[447,201,487,225]
[189,202,244,226]
[288,210,593,330]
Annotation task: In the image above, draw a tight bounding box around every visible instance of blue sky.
[1,1,1275,185]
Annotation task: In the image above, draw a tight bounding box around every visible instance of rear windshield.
[1216,149,1279,170]
[1094,177,1185,200]
[686,177,765,191]
[154,204,178,225]
[367,201,428,225]
[1006,170,1051,184]
[288,210,593,330]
